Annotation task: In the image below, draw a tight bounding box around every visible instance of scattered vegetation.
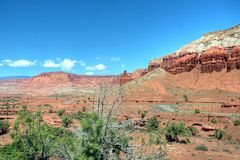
[214,129,224,140]
[194,109,200,114]
[57,109,65,117]
[188,126,199,136]
[60,114,73,128]
[165,122,190,142]
[146,116,159,131]
[82,106,87,112]
[233,120,240,126]
[211,117,218,124]
[195,144,208,151]
[183,94,188,102]
[140,111,148,119]
[0,120,10,135]
[0,107,133,159]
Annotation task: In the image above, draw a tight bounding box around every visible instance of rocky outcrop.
[227,46,240,71]
[120,70,132,85]
[199,47,228,73]
[120,69,147,85]
[160,52,199,74]
[119,25,240,84]
[150,46,240,74]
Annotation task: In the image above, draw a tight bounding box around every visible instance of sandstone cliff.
[121,25,240,84]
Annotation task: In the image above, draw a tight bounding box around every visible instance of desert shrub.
[148,132,163,145]
[165,122,190,142]
[79,112,131,159]
[82,106,87,112]
[233,120,240,126]
[211,117,218,124]
[0,108,77,160]
[214,129,224,140]
[146,116,159,131]
[195,144,208,151]
[61,115,73,128]
[140,111,148,119]
[188,126,199,136]
[194,109,200,114]
[48,108,53,113]
[0,120,10,135]
[57,109,65,117]
[183,94,188,102]
[73,111,87,120]
[43,104,51,107]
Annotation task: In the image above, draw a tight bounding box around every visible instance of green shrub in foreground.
[61,114,73,128]
[195,144,208,151]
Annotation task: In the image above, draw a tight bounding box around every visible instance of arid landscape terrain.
[0,25,240,160]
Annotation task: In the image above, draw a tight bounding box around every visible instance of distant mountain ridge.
[0,76,31,80]
[0,71,119,95]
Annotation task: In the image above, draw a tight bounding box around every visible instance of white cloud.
[42,58,76,71]
[121,64,125,68]
[85,66,95,71]
[43,60,60,68]
[61,59,76,71]
[85,71,94,75]
[95,57,120,62]
[2,59,36,67]
[0,63,3,66]
[78,60,86,66]
[85,63,106,71]
[95,64,106,70]
[110,57,120,62]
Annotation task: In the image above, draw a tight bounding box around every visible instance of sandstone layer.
[120,25,240,84]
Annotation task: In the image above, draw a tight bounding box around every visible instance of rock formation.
[0,71,119,95]
[120,69,147,85]
[120,24,240,84]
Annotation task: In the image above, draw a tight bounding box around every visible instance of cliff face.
[120,69,147,85]
[120,25,240,84]
[157,46,240,74]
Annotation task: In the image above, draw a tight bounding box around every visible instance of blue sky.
[0,0,239,76]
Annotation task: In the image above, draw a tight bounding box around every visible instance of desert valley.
[0,24,240,160]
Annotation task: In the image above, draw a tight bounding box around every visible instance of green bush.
[214,129,224,140]
[61,115,73,128]
[48,108,53,113]
[146,116,159,131]
[0,120,10,135]
[195,144,208,151]
[188,126,199,136]
[57,109,65,117]
[165,122,190,142]
[1,108,76,160]
[194,109,200,114]
[140,111,148,119]
[210,117,218,124]
[183,95,188,102]
[82,106,87,112]
[233,120,240,126]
